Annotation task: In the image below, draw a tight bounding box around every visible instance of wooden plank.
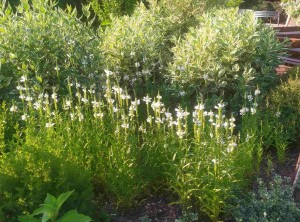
[273,26,300,32]
[276,31,300,35]
[276,31,300,38]
[289,48,300,53]
[279,56,300,65]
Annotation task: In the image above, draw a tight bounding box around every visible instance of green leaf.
[36,76,43,83]
[43,193,57,206]
[32,204,57,222]
[58,210,92,222]
[18,215,40,222]
[101,20,111,26]
[56,190,74,209]
[82,4,91,18]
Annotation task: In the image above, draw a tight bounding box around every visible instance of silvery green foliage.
[231,175,300,222]
[0,0,102,100]
[101,1,173,88]
[169,8,286,101]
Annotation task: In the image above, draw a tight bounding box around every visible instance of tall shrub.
[0,0,102,100]
[169,8,286,107]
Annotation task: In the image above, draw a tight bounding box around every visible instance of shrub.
[266,68,300,143]
[169,8,286,108]
[101,1,244,97]
[0,145,94,222]
[101,1,173,92]
[0,0,102,101]
[89,0,141,25]
[230,175,300,222]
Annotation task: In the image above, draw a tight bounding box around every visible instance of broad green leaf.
[43,193,57,206]
[18,215,40,222]
[56,190,74,209]
[58,210,92,222]
[32,204,56,222]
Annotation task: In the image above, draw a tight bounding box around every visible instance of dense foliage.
[231,176,300,222]
[169,8,285,107]
[0,0,298,221]
[0,0,102,100]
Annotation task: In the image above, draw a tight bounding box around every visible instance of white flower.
[135,62,140,68]
[51,93,57,101]
[70,113,75,121]
[143,96,152,104]
[165,112,172,119]
[10,105,18,112]
[20,76,27,83]
[177,66,185,71]
[112,86,123,94]
[250,108,256,115]
[45,122,55,128]
[113,107,119,113]
[139,126,146,133]
[195,104,205,110]
[214,102,225,109]
[76,82,81,88]
[104,69,113,76]
[81,98,89,104]
[94,113,104,118]
[131,99,140,106]
[203,74,209,80]
[255,89,261,96]
[276,111,281,117]
[247,94,253,102]
[130,51,135,58]
[33,102,41,110]
[78,113,84,121]
[155,118,164,124]
[212,159,218,164]
[21,114,28,121]
[179,91,186,96]
[175,108,189,119]
[229,117,236,122]
[147,116,154,123]
[123,75,130,81]
[121,123,129,129]
[16,85,24,91]
[227,142,237,153]
[240,107,249,115]
[176,130,186,139]
[151,101,163,110]
[25,96,33,102]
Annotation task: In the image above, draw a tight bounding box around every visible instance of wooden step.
[273,26,300,32]
[276,31,300,39]
[277,37,300,47]
[289,48,300,53]
[279,56,300,66]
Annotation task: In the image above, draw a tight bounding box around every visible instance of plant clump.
[169,8,286,107]
[0,0,102,101]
